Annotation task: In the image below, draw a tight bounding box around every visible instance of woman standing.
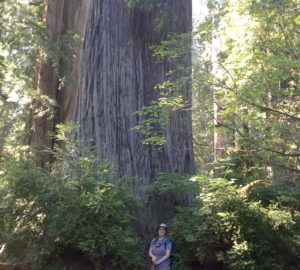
[149,223,172,270]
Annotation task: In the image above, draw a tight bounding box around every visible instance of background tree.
[0,0,45,158]
[29,0,92,166]
[194,0,300,183]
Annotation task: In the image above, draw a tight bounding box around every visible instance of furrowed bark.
[29,0,91,166]
[76,0,195,238]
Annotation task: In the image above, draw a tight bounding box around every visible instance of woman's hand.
[151,256,157,263]
[153,250,171,265]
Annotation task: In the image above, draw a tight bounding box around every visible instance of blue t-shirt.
[150,237,172,270]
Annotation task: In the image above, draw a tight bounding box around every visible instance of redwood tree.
[29,0,91,166]
[76,0,195,236]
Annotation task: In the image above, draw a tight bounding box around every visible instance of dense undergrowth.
[0,142,144,270]
[0,146,299,269]
[169,178,300,270]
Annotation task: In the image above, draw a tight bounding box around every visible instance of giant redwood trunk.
[29,0,91,166]
[76,0,195,237]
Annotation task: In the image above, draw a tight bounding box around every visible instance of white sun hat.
[156,223,168,230]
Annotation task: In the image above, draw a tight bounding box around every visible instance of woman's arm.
[149,247,157,262]
[154,249,171,265]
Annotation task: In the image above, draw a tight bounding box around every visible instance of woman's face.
[158,227,167,237]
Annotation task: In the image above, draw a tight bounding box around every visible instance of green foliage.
[134,80,186,146]
[192,55,214,170]
[134,32,191,146]
[193,0,300,180]
[0,137,144,269]
[170,176,300,269]
[0,1,81,157]
[212,149,268,186]
[151,33,191,62]
[247,181,300,210]
[153,173,198,197]
[169,3,300,267]
[0,0,46,155]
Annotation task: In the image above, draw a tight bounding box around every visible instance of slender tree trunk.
[76,0,195,237]
[211,22,226,176]
[213,99,225,160]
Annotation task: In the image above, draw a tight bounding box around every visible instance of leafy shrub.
[0,145,144,269]
[153,173,198,197]
[169,177,300,270]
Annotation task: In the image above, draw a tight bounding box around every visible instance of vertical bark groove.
[29,0,91,166]
[76,0,195,237]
